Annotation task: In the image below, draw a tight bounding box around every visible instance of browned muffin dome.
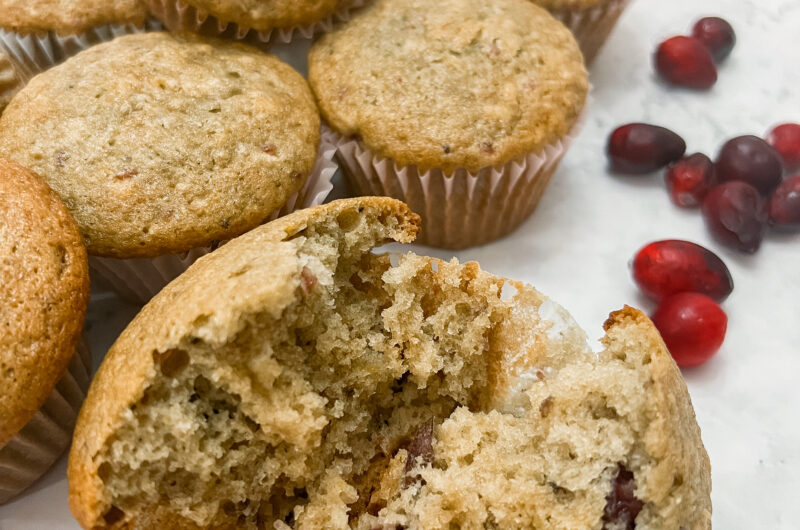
[0,32,320,258]
[0,159,89,446]
[0,0,149,35]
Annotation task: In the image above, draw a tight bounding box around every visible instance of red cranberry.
[665,153,716,207]
[652,293,727,367]
[692,17,736,63]
[702,181,767,253]
[632,240,733,302]
[602,465,643,530]
[768,174,800,230]
[715,135,784,195]
[654,36,717,90]
[607,123,686,174]
[766,123,800,173]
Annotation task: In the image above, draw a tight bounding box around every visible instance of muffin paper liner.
[0,20,162,79]
[548,0,632,64]
[0,337,91,505]
[331,106,588,250]
[90,134,338,304]
[146,0,364,48]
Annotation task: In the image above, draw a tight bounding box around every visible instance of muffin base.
[330,110,587,250]
[146,0,364,48]
[0,338,91,505]
[0,20,162,78]
[548,0,632,64]
[89,133,338,304]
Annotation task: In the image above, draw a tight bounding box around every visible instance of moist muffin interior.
[91,209,693,529]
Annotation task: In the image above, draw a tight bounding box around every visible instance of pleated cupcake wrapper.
[331,105,589,250]
[0,20,162,79]
[90,134,338,304]
[548,0,632,64]
[0,337,91,505]
[146,0,365,48]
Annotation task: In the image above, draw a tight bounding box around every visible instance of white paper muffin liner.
[0,337,91,505]
[547,0,632,64]
[90,135,338,304]
[146,0,364,48]
[0,20,162,79]
[331,106,588,249]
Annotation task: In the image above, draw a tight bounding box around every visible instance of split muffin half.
[68,197,711,529]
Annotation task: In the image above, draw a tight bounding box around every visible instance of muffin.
[0,31,334,303]
[309,0,589,249]
[0,0,157,76]
[0,159,90,504]
[530,0,632,64]
[146,0,366,47]
[0,48,23,113]
[68,197,711,529]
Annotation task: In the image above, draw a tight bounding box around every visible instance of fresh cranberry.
[654,36,717,90]
[632,240,733,302]
[715,135,784,195]
[766,123,800,173]
[768,175,800,230]
[607,123,686,174]
[692,17,736,63]
[702,181,767,253]
[665,153,716,207]
[652,293,727,367]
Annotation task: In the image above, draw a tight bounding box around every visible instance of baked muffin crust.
[0,0,149,35]
[0,160,89,446]
[531,0,607,9]
[309,0,588,173]
[174,0,345,31]
[0,32,320,258]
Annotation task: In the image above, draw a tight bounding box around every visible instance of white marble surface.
[2,0,799,527]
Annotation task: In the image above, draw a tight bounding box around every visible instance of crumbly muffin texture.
[68,198,710,529]
[0,32,319,258]
[176,0,347,31]
[0,159,89,445]
[309,0,588,173]
[0,0,148,35]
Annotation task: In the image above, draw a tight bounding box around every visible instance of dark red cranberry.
[632,240,733,302]
[607,123,686,174]
[702,181,767,253]
[692,17,736,63]
[654,36,717,90]
[652,293,727,367]
[602,465,643,530]
[715,135,784,195]
[766,123,800,173]
[665,153,716,207]
[768,174,800,230]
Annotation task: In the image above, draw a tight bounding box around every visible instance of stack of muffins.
[0,2,707,530]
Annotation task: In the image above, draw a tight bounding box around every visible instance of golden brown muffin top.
[309,0,588,174]
[0,32,320,258]
[0,160,89,446]
[0,0,149,35]
[530,0,608,10]
[179,0,344,32]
